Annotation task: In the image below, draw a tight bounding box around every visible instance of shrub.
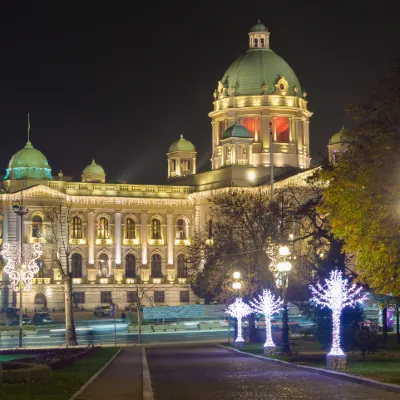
[354,328,380,360]
[0,362,51,384]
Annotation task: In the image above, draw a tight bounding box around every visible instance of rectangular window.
[154,291,165,303]
[180,291,190,303]
[73,292,85,304]
[101,291,112,304]
[274,117,290,143]
[127,290,139,303]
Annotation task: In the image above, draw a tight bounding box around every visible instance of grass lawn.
[231,334,400,385]
[0,347,119,400]
[0,354,40,362]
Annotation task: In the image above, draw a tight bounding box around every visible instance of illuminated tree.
[225,298,253,343]
[250,289,283,352]
[310,270,367,369]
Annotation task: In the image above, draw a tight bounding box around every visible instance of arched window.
[176,219,187,240]
[125,253,136,278]
[98,217,109,239]
[177,254,187,278]
[71,253,83,278]
[34,293,47,307]
[207,218,213,239]
[125,218,135,240]
[260,38,265,47]
[151,254,162,278]
[32,215,43,238]
[72,216,83,239]
[254,38,258,47]
[151,219,161,240]
[98,253,109,277]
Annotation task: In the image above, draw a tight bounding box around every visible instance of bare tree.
[42,201,77,346]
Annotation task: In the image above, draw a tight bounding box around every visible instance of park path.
[75,347,142,400]
[146,344,400,400]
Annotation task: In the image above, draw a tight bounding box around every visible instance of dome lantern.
[249,19,270,49]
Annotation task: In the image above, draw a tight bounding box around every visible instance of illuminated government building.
[0,21,330,310]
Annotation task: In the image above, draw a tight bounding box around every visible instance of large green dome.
[221,48,302,97]
[4,141,53,180]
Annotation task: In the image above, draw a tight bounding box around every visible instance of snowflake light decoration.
[310,270,367,357]
[1,242,42,291]
[250,289,283,349]
[225,298,253,343]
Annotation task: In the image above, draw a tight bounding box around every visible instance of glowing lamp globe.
[232,281,242,290]
[278,245,290,256]
[233,271,241,280]
[277,261,292,272]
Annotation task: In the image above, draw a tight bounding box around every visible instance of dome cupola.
[4,141,53,180]
[167,135,196,179]
[222,121,252,139]
[82,160,106,183]
[249,19,270,49]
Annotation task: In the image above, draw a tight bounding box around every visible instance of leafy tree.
[319,62,400,295]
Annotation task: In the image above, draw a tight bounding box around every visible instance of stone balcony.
[32,277,52,285]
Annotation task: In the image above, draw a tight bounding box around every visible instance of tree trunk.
[382,307,388,343]
[64,276,78,346]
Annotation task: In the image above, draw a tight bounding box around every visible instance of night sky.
[0,2,399,184]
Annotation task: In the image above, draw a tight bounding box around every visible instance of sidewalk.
[75,347,142,399]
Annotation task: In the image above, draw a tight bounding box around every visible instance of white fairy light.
[309,270,367,357]
[250,289,283,348]
[1,242,43,291]
[225,298,253,343]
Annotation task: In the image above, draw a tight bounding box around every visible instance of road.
[146,345,400,400]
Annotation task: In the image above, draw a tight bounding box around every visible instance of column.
[289,118,293,143]
[140,212,148,264]
[114,210,122,265]
[88,209,95,265]
[261,115,270,152]
[304,120,310,154]
[296,119,303,155]
[232,146,236,165]
[192,157,196,174]
[166,213,174,265]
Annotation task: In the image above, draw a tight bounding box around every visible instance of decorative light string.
[309,270,367,356]
[0,242,43,291]
[225,298,253,343]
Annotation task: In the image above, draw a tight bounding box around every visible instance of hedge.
[0,362,51,384]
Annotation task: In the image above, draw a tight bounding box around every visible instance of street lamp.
[12,200,29,348]
[276,239,293,355]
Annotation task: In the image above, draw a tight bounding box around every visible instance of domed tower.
[82,160,106,183]
[328,127,348,164]
[210,21,312,172]
[167,135,196,179]
[4,140,53,181]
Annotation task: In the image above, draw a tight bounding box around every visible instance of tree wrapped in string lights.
[1,242,42,291]
[226,298,253,346]
[310,270,368,370]
[250,289,283,355]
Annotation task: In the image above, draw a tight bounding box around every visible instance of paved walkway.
[76,347,142,399]
[146,344,400,400]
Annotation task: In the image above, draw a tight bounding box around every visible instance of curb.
[217,344,400,394]
[68,348,121,400]
[142,347,155,400]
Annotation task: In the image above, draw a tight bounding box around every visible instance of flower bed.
[0,362,51,384]
[35,347,100,369]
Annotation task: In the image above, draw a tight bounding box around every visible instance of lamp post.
[276,239,293,355]
[12,200,29,348]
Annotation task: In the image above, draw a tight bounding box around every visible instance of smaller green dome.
[168,135,196,152]
[329,127,347,145]
[222,122,252,139]
[82,160,106,183]
[251,20,267,32]
[4,141,53,180]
